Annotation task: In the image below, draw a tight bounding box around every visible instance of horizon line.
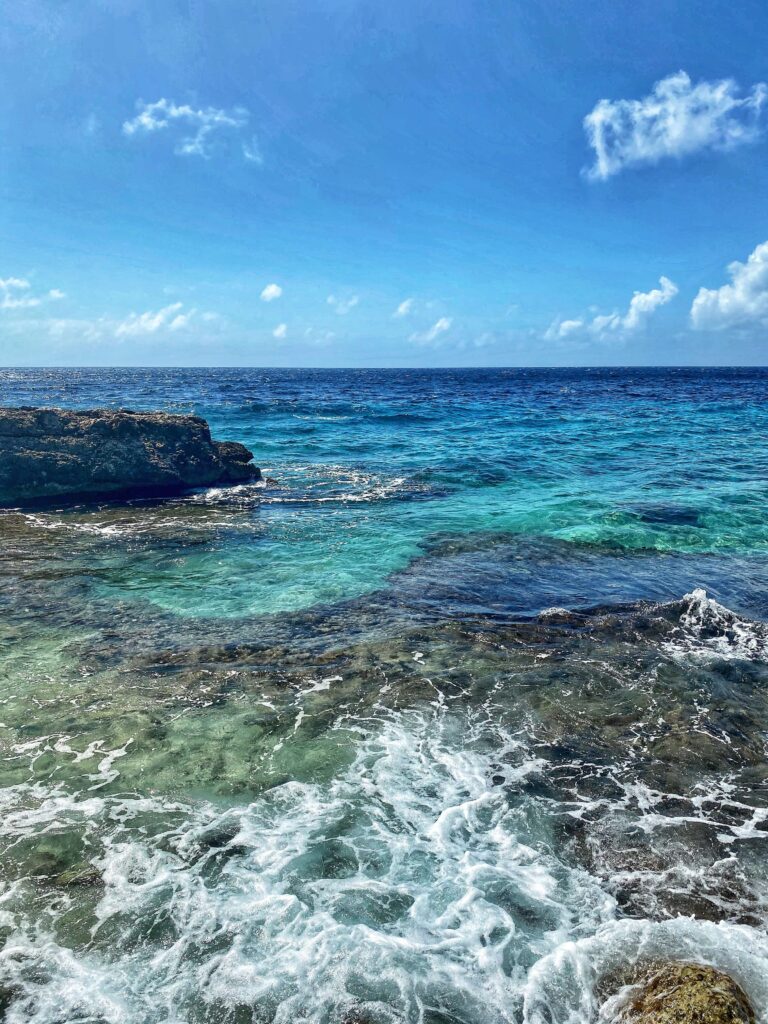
[2,364,768,371]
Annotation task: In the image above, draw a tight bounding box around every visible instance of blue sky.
[1,0,767,366]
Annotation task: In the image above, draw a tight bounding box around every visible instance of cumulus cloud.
[260,283,282,302]
[409,316,452,345]
[327,294,359,315]
[691,240,768,330]
[546,276,678,341]
[0,277,65,310]
[273,323,287,339]
[393,297,414,317]
[115,302,201,337]
[123,98,254,160]
[584,71,767,180]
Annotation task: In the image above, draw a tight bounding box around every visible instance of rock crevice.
[0,406,260,504]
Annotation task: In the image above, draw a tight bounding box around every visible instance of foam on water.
[2,688,767,1023]
[0,706,619,1024]
[524,919,768,1024]
[662,589,768,662]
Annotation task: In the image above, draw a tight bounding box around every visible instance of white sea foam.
[0,708,618,1024]
[0,703,765,1022]
[662,588,768,662]
[523,918,768,1024]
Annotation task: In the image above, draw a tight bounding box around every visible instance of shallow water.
[0,368,767,1022]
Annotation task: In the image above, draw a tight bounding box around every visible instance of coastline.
[0,367,766,1023]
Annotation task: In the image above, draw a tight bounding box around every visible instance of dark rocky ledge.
[0,406,261,505]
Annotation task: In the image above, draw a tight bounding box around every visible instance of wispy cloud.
[241,136,263,165]
[45,317,109,342]
[273,323,287,339]
[304,326,336,346]
[0,277,65,310]
[584,71,767,180]
[15,303,219,346]
[327,294,359,315]
[115,302,203,337]
[393,297,414,317]
[123,98,256,161]
[546,276,678,340]
[691,240,768,330]
[409,316,452,346]
[260,283,283,302]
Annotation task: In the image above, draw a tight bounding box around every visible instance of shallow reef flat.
[1,582,767,1022]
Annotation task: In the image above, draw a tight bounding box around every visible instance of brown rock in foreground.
[615,962,755,1024]
[0,406,261,505]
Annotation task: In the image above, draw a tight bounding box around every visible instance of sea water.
[0,367,766,1022]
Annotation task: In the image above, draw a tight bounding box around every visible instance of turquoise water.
[5,367,768,620]
[0,368,767,1022]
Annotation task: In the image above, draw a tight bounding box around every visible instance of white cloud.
[623,276,679,329]
[45,317,108,342]
[14,303,219,346]
[691,240,768,330]
[0,278,65,310]
[242,136,263,165]
[123,98,252,160]
[552,318,585,339]
[409,316,452,345]
[393,297,414,317]
[546,276,678,340]
[327,294,359,315]
[584,71,767,180]
[260,283,283,302]
[273,323,287,339]
[115,302,202,337]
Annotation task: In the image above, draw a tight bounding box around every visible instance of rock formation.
[615,962,755,1024]
[0,406,260,504]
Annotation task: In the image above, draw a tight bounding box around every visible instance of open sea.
[0,367,767,1023]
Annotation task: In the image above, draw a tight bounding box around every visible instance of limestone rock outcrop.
[0,406,260,504]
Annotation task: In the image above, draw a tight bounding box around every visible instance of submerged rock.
[0,406,260,504]
[615,962,755,1024]
[54,863,102,888]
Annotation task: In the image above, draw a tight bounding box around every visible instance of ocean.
[0,367,767,1022]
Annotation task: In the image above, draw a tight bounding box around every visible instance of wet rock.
[0,983,18,1016]
[54,862,102,888]
[615,962,755,1024]
[0,406,260,504]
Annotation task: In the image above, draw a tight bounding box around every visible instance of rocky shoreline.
[0,406,260,505]
[607,963,755,1023]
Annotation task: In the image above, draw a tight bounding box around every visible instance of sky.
[1,0,768,367]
